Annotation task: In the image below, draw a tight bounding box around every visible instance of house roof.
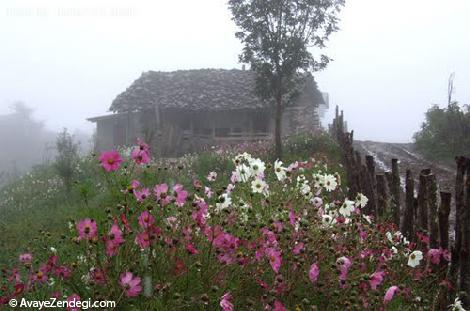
[109,69,323,112]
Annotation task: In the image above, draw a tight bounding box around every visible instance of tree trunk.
[274,93,283,159]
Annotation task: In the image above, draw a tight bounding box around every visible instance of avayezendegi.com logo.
[8,297,116,309]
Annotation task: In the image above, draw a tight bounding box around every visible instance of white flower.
[249,158,266,176]
[274,160,287,181]
[235,164,252,182]
[313,173,325,188]
[356,193,368,208]
[339,200,355,217]
[300,183,311,196]
[323,174,338,192]
[407,250,424,268]
[362,214,372,224]
[450,296,466,311]
[251,178,267,194]
[321,214,337,226]
[206,171,217,182]
[310,196,323,208]
[50,247,57,254]
[386,232,394,244]
[215,193,232,213]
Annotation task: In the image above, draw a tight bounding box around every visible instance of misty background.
[1,0,469,179]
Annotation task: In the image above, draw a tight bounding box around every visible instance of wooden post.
[376,174,389,217]
[402,169,415,239]
[460,159,470,308]
[424,172,439,249]
[365,155,377,216]
[391,159,401,226]
[451,156,466,285]
[417,169,430,233]
[438,192,451,251]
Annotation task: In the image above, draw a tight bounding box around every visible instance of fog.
[0,0,469,174]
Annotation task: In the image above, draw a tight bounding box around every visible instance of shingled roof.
[109,69,320,112]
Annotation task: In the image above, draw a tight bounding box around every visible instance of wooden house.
[88,69,327,156]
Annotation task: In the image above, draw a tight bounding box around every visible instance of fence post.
[391,159,401,226]
[424,172,439,249]
[376,174,389,217]
[460,159,470,307]
[402,169,415,239]
[365,155,377,216]
[435,191,451,311]
[417,169,430,233]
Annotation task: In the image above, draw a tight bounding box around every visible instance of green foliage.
[54,128,80,192]
[413,103,470,162]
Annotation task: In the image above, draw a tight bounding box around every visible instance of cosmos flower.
[274,160,287,181]
[131,148,150,165]
[384,285,399,304]
[323,174,338,192]
[138,211,155,229]
[220,292,234,311]
[98,150,122,172]
[135,232,151,249]
[408,250,424,268]
[66,294,81,311]
[356,193,369,208]
[119,272,142,297]
[206,171,217,182]
[134,188,150,203]
[215,193,232,213]
[369,270,385,290]
[309,263,320,283]
[76,218,98,241]
[251,178,267,194]
[339,200,355,217]
[249,158,266,176]
[19,253,33,265]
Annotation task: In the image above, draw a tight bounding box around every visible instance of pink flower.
[204,186,213,198]
[173,184,188,206]
[427,248,442,265]
[336,256,352,284]
[76,218,97,241]
[384,285,399,304]
[220,292,234,311]
[105,224,125,257]
[131,148,150,165]
[274,300,286,311]
[135,232,151,249]
[98,150,122,172]
[369,270,385,290]
[66,294,81,311]
[138,211,155,229]
[119,272,142,297]
[19,253,33,265]
[293,242,304,255]
[90,268,107,285]
[31,266,48,283]
[266,248,282,274]
[134,188,150,203]
[154,183,171,206]
[186,243,199,255]
[309,263,320,283]
[54,266,71,279]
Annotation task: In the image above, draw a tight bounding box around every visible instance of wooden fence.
[329,106,470,310]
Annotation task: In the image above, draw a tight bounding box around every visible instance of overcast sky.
[1,0,469,142]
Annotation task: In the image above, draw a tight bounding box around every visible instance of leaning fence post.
[391,159,401,226]
[402,169,415,239]
[365,155,377,216]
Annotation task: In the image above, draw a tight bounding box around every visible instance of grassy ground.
[0,132,342,266]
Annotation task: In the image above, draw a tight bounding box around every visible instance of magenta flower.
[154,183,171,206]
[134,187,150,203]
[173,184,188,206]
[384,285,399,304]
[98,150,122,172]
[19,253,33,265]
[138,211,155,229]
[54,265,71,279]
[90,268,107,285]
[336,256,352,284]
[119,272,142,297]
[105,224,125,257]
[309,263,320,283]
[220,292,234,311]
[135,232,151,249]
[186,243,199,255]
[131,148,150,165]
[266,248,282,274]
[427,248,441,265]
[369,270,385,290]
[274,300,287,311]
[66,294,81,311]
[76,218,97,241]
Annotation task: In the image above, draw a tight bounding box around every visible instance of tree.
[54,128,79,193]
[228,0,345,158]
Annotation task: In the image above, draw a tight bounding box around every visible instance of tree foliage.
[54,128,79,192]
[228,0,345,158]
[413,102,470,162]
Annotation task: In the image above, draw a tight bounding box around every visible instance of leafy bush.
[54,129,80,192]
[414,103,470,163]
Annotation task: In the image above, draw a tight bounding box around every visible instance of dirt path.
[354,140,457,230]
